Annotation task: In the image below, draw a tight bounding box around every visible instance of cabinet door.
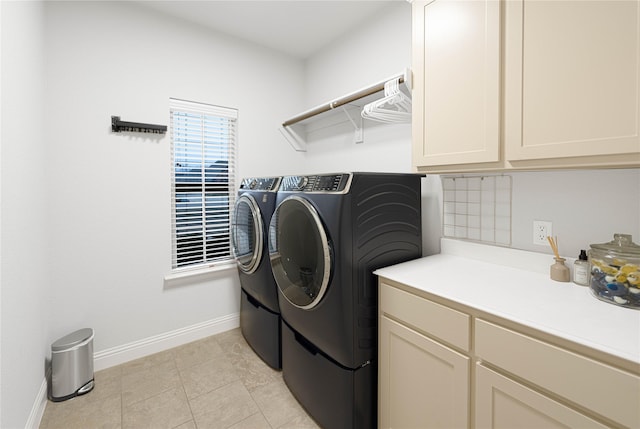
[475,318,640,428]
[412,0,501,169]
[379,315,470,429]
[504,0,640,166]
[475,364,609,429]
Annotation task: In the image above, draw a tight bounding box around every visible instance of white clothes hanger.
[361,77,412,124]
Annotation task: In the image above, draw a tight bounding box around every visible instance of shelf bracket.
[340,106,363,144]
[279,125,307,152]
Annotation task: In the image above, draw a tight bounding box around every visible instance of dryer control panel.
[239,177,281,191]
[280,174,351,193]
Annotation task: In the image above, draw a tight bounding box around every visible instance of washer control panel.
[280,174,351,193]
[239,177,281,191]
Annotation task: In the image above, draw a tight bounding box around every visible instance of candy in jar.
[588,234,640,309]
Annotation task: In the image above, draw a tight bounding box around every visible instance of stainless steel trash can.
[50,328,95,401]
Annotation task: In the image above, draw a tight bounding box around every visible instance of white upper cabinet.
[412,0,640,173]
[504,0,640,167]
[412,0,501,169]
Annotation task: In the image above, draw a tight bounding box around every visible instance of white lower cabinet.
[475,364,608,429]
[475,319,640,429]
[379,316,469,429]
[378,280,640,429]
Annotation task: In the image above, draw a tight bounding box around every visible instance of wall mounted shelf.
[279,69,411,152]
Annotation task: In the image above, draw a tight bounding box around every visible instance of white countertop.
[375,238,640,365]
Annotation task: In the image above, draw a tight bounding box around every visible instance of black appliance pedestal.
[281,321,375,429]
[240,289,281,370]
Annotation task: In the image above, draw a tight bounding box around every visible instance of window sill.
[164,262,237,283]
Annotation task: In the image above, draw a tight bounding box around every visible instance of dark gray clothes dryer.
[269,173,423,428]
[232,176,281,370]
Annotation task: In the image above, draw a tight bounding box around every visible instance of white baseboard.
[25,379,47,429]
[94,313,240,371]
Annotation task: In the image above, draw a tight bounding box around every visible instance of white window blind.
[170,98,237,270]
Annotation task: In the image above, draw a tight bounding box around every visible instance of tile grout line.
[175,348,198,428]
[120,375,124,429]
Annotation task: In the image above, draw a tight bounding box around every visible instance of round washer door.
[231,194,264,274]
[269,196,331,309]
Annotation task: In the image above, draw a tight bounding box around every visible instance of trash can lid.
[52,328,94,351]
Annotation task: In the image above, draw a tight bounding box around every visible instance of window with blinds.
[169,98,237,270]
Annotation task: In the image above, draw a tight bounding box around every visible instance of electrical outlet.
[533,221,553,245]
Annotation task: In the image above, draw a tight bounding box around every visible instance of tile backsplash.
[442,175,512,246]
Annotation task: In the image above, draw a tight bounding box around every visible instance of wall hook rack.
[111,116,167,134]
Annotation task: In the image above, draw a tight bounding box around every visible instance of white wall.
[1,1,50,427]
[42,1,304,353]
[301,2,413,174]
[509,169,640,257]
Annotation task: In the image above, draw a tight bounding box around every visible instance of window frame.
[169,98,237,273]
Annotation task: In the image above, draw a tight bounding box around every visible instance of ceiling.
[136,0,403,59]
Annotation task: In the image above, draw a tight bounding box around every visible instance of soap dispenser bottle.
[573,249,589,286]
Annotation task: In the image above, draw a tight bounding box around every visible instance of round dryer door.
[231,194,264,274]
[269,196,331,309]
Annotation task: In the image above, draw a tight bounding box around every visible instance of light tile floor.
[40,328,320,429]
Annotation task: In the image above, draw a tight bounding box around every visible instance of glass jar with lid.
[588,233,640,309]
